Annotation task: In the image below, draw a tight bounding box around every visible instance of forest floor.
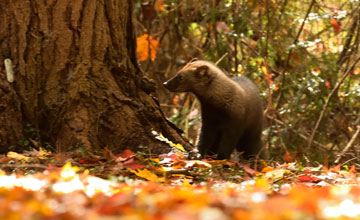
[0,145,359,220]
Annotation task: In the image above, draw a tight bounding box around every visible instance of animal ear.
[189,58,198,63]
[195,65,209,77]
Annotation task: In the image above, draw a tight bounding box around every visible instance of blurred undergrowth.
[134,0,360,165]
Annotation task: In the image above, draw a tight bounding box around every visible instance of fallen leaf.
[116,149,136,162]
[129,168,164,182]
[123,158,145,170]
[261,166,274,173]
[283,151,294,162]
[103,146,116,161]
[297,175,321,183]
[7,152,31,162]
[243,166,258,175]
[265,169,290,180]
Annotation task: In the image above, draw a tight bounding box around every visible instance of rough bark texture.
[0,0,192,154]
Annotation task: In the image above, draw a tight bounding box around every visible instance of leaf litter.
[1,148,360,219]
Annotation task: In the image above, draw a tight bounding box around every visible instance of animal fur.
[163,59,266,159]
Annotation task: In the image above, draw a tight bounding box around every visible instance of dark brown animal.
[163,59,266,159]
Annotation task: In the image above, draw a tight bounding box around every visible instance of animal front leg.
[197,123,218,158]
[216,131,239,159]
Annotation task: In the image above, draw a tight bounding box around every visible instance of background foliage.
[134,0,360,165]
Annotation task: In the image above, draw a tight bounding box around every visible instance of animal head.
[163,59,215,92]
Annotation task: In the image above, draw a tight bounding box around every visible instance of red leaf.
[331,18,340,33]
[78,158,100,164]
[297,175,321,183]
[116,150,136,162]
[123,158,145,170]
[243,166,258,175]
[283,151,294,162]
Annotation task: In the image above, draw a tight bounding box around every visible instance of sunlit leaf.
[129,168,164,182]
[7,151,31,162]
[264,169,290,180]
[60,162,80,181]
[136,34,159,61]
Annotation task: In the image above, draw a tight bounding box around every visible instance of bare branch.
[306,55,360,156]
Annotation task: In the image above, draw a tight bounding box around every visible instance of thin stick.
[306,56,360,156]
[215,52,229,65]
[266,115,328,150]
[275,0,316,109]
[0,164,49,169]
[335,117,360,164]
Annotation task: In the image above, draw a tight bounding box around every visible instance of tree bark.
[0,0,191,154]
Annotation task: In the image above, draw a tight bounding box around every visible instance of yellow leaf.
[7,151,31,162]
[172,143,185,152]
[37,147,51,160]
[129,168,164,182]
[60,162,80,181]
[261,65,268,75]
[136,34,159,62]
[255,177,270,189]
[183,177,191,187]
[150,158,160,163]
[264,168,290,180]
[155,132,186,152]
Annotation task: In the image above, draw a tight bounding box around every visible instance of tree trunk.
[0,0,191,154]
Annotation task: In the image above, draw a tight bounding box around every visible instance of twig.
[215,52,229,65]
[340,157,359,167]
[266,115,328,150]
[335,116,360,164]
[0,164,49,169]
[306,55,360,158]
[275,0,316,109]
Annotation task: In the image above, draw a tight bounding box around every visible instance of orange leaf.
[349,165,357,175]
[154,0,165,11]
[136,34,159,61]
[129,168,164,182]
[330,164,341,173]
[261,166,274,173]
[331,18,340,33]
[172,95,179,105]
[324,80,331,88]
[283,151,294,162]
